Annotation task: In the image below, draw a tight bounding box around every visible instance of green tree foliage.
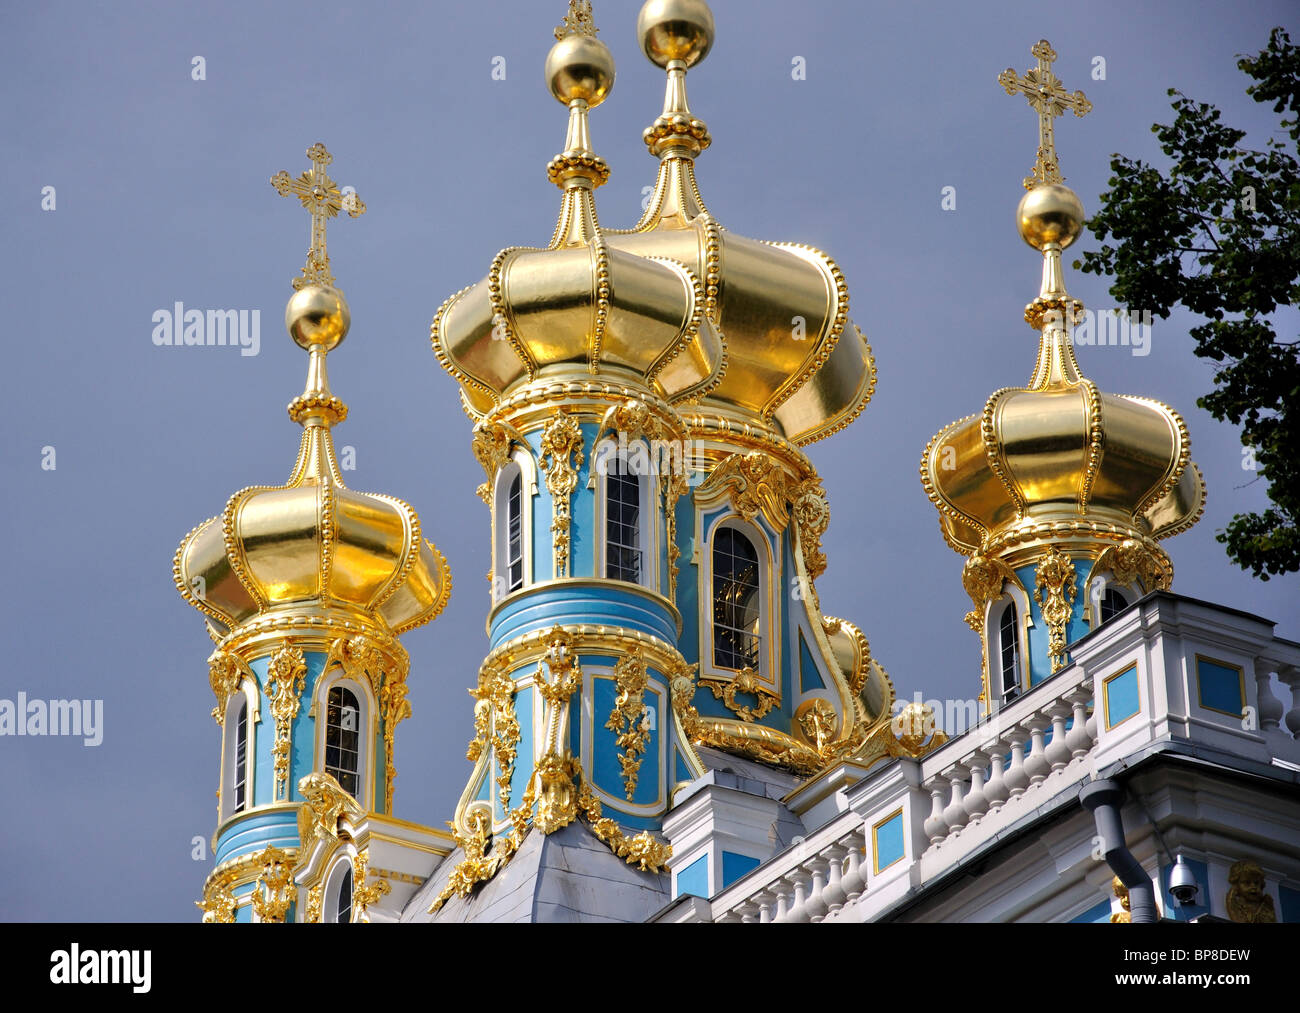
[1077,28,1300,579]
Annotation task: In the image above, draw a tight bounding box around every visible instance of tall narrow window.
[713,527,761,670]
[606,471,642,583]
[334,864,353,924]
[233,699,248,812]
[506,471,523,593]
[325,687,361,797]
[1099,588,1129,624]
[998,601,1021,702]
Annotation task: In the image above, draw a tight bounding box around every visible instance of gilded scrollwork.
[266,645,307,801]
[1093,538,1171,595]
[1033,546,1077,673]
[207,651,253,725]
[701,668,778,723]
[470,421,523,505]
[540,411,584,578]
[606,651,651,800]
[961,554,1021,633]
[196,871,238,924]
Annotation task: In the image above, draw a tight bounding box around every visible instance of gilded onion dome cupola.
[175,143,451,647]
[178,144,452,920]
[602,0,877,447]
[919,41,1205,703]
[432,4,725,413]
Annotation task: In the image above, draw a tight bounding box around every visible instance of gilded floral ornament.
[606,651,652,800]
[1033,546,1078,673]
[250,846,296,923]
[266,645,308,801]
[304,884,323,924]
[576,781,671,873]
[663,471,689,598]
[540,412,584,578]
[351,850,391,922]
[467,666,520,811]
[533,751,582,834]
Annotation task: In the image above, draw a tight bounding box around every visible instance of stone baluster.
[737,901,759,923]
[1004,734,1030,798]
[806,859,830,923]
[942,765,969,834]
[1272,665,1300,738]
[756,890,775,924]
[963,753,990,823]
[1254,665,1284,733]
[840,831,867,902]
[1065,690,1093,759]
[924,777,949,844]
[984,747,1010,812]
[1045,706,1072,772]
[1023,719,1050,785]
[787,875,810,923]
[773,884,790,922]
[822,845,848,916]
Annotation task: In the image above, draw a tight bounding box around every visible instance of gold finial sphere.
[637,0,714,69]
[1017,183,1085,251]
[546,34,616,107]
[286,284,350,351]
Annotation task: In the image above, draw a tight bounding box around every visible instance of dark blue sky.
[3,0,1296,920]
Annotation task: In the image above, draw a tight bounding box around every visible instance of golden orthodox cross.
[271,143,366,289]
[555,0,597,39]
[998,40,1092,190]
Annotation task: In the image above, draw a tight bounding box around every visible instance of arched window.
[233,699,248,812]
[1099,587,1129,624]
[713,527,761,671]
[329,862,353,924]
[325,687,361,797]
[997,600,1022,703]
[605,470,642,583]
[506,470,524,593]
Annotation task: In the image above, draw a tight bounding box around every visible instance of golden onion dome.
[920,180,1205,565]
[595,0,876,446]
[433,7,725,411]
[175,283,451,639]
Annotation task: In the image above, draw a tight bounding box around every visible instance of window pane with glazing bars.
[233,699,247,812]
[713,527,761,670]
[999,602,1020,701]
[507,471,523,592]
[325,687,361,798]
[606,471,641,583]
